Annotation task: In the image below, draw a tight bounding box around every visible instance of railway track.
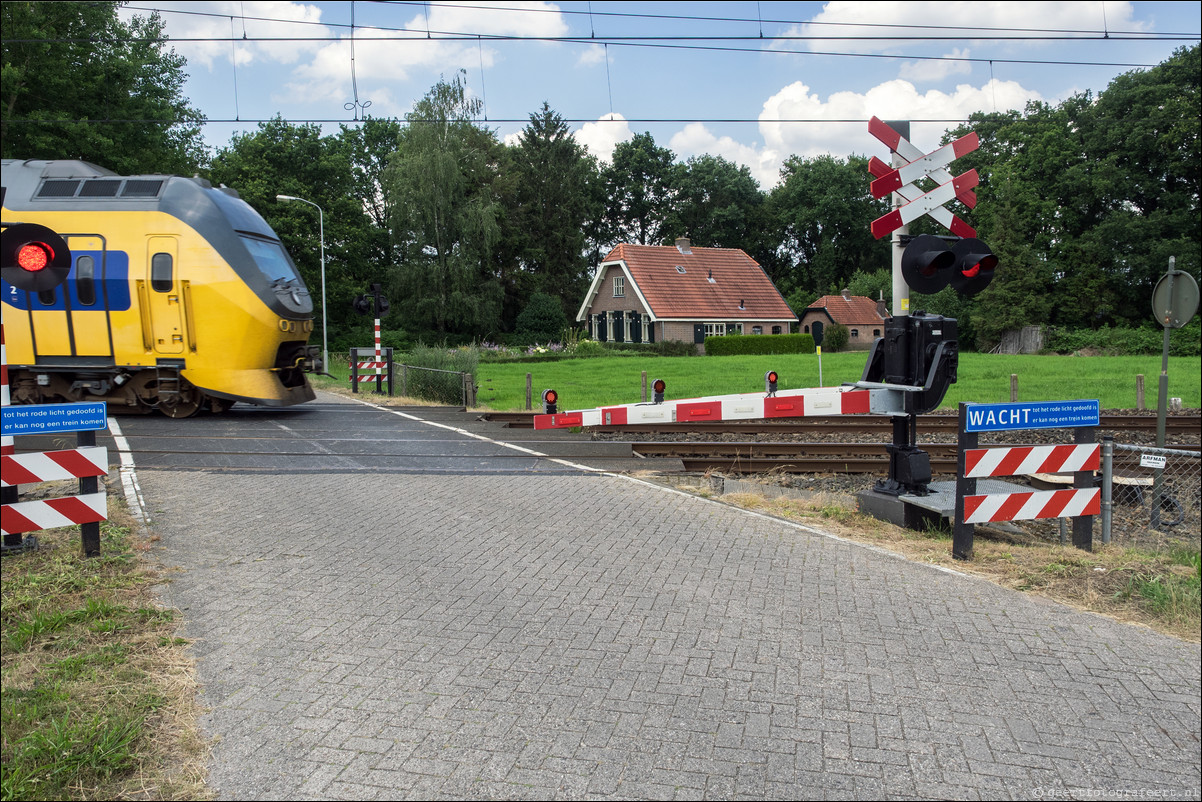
[482,411,1201,474]
[484,411,1201,438]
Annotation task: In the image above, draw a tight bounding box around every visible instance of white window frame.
[613,276,624,297]
[704,323,726,337]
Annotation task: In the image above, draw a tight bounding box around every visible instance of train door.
[144,236,184,354]
[66,236,114,358]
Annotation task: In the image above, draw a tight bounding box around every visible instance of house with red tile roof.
[576,238,796,349]
[799,290,888,350]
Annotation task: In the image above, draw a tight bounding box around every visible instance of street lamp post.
[275,194,327,374]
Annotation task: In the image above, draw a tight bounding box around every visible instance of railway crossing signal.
[900,234,997,297]
[1,223,72,292]
[652,379,666,404]
[764,371,778,395]
[542,389,558,414]
[868,117,980,240]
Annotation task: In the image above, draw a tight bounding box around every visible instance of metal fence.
[1102,440,1201,548]
[393,363,477,407]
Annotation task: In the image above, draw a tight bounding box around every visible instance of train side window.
[77,256,97,305]
[151,253,173,292]
[37,288,56,305]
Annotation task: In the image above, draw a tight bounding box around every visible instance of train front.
[162,178,320,408]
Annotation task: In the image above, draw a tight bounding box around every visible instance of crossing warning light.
[765,370,778,395]
[1,223,72,292]
[542,388,558,414]
[901,235,996,297]
[652,378,666,404]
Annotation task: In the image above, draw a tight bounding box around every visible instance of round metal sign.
[1151,270,1199,329]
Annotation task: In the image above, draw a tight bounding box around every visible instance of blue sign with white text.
[964,400,1100,432]
[1,402,109,436]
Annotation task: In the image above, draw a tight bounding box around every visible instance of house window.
[705,323,726,337]
[851,329,859,338]
[613,276,624,297]
[751,326,762,335]
[873,329,881,337]
[803,325,810,333]
[772,326,782,334]
[642,315,649,342]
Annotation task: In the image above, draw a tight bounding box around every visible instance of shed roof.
[804,294,887,326]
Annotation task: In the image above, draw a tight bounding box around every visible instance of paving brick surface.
[141,414,1201,800]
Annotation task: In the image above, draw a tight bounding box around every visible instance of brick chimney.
[675,237,692,255]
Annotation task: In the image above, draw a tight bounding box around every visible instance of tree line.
[3,2,1198,352]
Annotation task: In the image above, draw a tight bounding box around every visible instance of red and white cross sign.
[868,117,980,239]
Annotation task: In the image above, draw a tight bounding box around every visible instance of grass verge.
[0,491,208,802]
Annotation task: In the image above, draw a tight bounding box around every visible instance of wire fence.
[1105,441,1201,550]
[393,363,476,407]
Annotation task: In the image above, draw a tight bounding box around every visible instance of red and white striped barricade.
[953,401,1101,559]
[534,385,901,430]
[350,345,394,395]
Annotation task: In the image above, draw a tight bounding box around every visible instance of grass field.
[469,352,1202,412]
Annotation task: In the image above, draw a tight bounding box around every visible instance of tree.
[948,45,1200,332]
[666,154,765,253]
[600,132,678,247]
[386,72,504,340]
[336,117,404,274]
[503,103,602,324]
[1,0,206,174]
[515,291,570,344]
[207,117,381,348]
[765,154,887,297]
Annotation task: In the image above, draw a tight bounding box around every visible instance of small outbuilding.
[798,290,888,350]
[576,238,796,349]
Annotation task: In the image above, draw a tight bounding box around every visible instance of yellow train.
[2,159,319,416]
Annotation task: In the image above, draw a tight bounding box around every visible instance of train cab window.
[241,236,302,283]
[76,256,97,305]
[151,253,173,292]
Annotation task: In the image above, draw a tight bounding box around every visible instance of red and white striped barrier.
[2,446,108,486]
[963,487,1101,524]
[535,386,881,430]
[964,444,1100,478]
[2,493,108,536]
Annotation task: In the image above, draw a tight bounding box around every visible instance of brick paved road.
[141,405,1201,800]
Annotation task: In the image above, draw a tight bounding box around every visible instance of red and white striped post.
[1,324,19,550]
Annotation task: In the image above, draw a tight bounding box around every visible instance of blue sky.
[119,1,1199,188]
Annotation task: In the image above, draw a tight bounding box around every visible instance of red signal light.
[652,379,666,403]
[17,242,53,272]
[765,370,778,394]
[542,388,558,414]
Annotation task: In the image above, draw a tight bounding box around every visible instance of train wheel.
[161,386,203,418]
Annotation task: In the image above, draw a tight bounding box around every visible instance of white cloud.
[124,1,328,70]
[573,115,633,163]
[759,78,1042,164]
[662,77,1044,191]
[782,1,1144,57]
[899,48,974,83]
[669,123,781,189]
[577,44,608,67]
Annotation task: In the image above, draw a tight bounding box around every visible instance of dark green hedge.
[705,333,816,356]
[1043,321,1201,356]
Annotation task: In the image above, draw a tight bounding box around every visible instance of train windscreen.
[241,236,304,284]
